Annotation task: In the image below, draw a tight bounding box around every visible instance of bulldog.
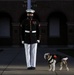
[44,53,69,71]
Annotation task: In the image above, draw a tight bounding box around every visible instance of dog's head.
[44,53,51,60]
[44,53,57,60]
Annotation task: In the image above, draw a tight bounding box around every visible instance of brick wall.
[0,1,74,45]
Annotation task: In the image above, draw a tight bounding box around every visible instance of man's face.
[27,13,34,17]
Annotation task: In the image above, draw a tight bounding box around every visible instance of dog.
[44,53,69,71]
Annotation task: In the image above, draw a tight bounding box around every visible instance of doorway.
[0,12,12,46]
[47,11,67,45]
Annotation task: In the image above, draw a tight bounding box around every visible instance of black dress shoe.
[27,67,32,70]
[31,67,36,70]
[27,67,36,70]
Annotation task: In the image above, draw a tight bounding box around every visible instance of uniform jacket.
[21,17,41,44]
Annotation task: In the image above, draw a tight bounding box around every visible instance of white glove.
[22,41,24,44]
[37,40,40,43]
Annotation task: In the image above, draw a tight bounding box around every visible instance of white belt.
[25,30,36,33]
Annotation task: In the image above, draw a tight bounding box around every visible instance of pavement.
[0,45,74,75]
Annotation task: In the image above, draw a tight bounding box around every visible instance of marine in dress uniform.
[21,9,41,70]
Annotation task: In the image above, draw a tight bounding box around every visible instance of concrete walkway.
[0,46,74,75]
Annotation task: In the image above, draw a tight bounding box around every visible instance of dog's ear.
[44,53,50,59]
[44,53,47,59]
